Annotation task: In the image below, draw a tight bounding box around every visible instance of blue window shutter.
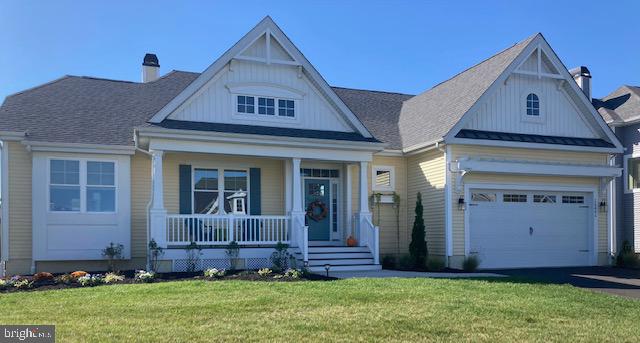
[249,168,261,215]
[179,165,192,214]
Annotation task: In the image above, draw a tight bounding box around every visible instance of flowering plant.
[283,269,302,279]
[78,274,104,287]
[203,268,226,279]
[71,271,88,279]
[135,270,156,283]
[13,279,33,290]
[104,273,125,284]
[33,272,54,282]
[257,268,273,276]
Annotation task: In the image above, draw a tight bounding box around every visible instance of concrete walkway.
[324,269,506,279]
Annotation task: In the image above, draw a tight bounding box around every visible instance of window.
[526,93,540,116]
[562,195,584,204]
[533,194,556,203]
[49,159,117,212]
[503,194,527,203]
[278,99,295,117]
[192,168,248,214]
[300,169,339,178]
[258,97,275,115]
[627,157,640,191]
[237,95,255,114]
[471,192,496,202]
[50,160,80,211]
[86,162,115,212]
[372,166,395,192]
[331,183,338,233]
[193,169,219,214]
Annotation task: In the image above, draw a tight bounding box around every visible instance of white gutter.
[0,140,9,275]
[22,141,135,155]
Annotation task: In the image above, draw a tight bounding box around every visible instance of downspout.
[0,140,6,277]
[134,130,154,270]
[608,153,616,258]
[437,142,453,265]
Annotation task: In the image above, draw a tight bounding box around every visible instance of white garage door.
[468,189,593,269]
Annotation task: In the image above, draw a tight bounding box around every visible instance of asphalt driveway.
[491,267,640,299]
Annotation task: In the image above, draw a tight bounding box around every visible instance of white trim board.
[463,182,599,266]
[1,141,9,262]
[455,158,622,179]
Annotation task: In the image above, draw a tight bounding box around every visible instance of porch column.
[150,150,167,248]
[290,158,306,251]
[291,158,303,213]
[357,161,372,246]
[345,164,353,237]
[284,159,293,213]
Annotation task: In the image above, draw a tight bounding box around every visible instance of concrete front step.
[307,252,372,259]
[308,264,382,272]
[308,258,374,266]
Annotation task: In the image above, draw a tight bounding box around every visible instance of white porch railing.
[165,214,289,245]
[356,214,380,265]
[291,215,308,264]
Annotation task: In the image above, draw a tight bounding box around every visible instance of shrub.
[0,279,9,290]
[463,256,480,272]
[71,271,88,279]
[381,255,397,269]
[270,242,291,272]
[398,254,413,271]
[257,268,273,276]
[102,242,124,272]
[283,268,302,279]
[148,239,165,273]
[55,274,74,285]
[104,273,125,284]
[185,242,202,272]
[204,268,226,279]
[13,279,33,290]
[616,241,640,268]
[78,274,104,287]
[33,272,54,282]
[135,270,156,283]
[409,192,428,269]
[426,258,446,272]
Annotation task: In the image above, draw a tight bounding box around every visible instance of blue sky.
[0,1,638,102]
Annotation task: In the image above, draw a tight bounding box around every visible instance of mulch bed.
[0,270,336,294]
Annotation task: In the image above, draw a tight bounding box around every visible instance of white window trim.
[623,154,640,194]
[191,166,250,215]
[521,89,545,124]
[47,157,118,214]
[372,165,395,192]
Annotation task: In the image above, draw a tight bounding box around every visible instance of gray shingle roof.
[332,87,413,150]
[594,85,640,123]
[398,34,536,148]
[0,71,199,145]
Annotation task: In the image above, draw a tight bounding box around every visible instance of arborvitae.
[409,192,427,269]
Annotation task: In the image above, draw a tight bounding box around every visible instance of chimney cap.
[143,53,160,67]
[569,66,591,78]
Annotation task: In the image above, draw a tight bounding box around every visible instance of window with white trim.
[236,95,296,118]
[471,192,496,202]
[526,93,540,116]
[278,99,295,117]
[372,166,395,192]
[533,194,556,203]
[49,159,116,213]
[562,195,584,204]
[193,168,248,214]
[627,157,640,191]
[237,95,255,114]
[258,97,275,115]
[503,194,527,203]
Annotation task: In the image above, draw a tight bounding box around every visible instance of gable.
[151,17,372,137]
[167,59,353,132]
[446,35,623,152]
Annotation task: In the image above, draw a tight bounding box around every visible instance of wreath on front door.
[306,200,328,222]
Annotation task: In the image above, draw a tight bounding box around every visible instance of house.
[0,17,623,275]
[594,85,640,254]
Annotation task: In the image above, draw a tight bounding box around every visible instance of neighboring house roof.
[331,87,413,150]
[398,34,536,149]
[0,71,198,146]
[594,85,640,124]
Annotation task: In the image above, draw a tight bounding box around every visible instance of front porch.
[145,148,380,272]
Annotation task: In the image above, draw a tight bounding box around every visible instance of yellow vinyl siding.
[450,144,610,260]
[406,150,446,257]
[370,156,408,256]
[162,153,284,216]
[131,153,151,260]
[6,141,32,274]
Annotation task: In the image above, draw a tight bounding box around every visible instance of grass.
[2,278,639,342]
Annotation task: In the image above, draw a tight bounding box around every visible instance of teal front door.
[304,179,331,241]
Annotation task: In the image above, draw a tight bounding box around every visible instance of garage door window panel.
[533,195,556,203]
[471,192,496,202]
[562,195,584,204]
[503,194,527,203]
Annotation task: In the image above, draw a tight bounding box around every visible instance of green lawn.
[1,278,639,342]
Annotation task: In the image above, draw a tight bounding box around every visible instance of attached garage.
[467,187,595,269]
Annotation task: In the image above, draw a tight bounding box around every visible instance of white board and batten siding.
[168,60,353,133]
[31,152,131,261]
[462,73,597,138]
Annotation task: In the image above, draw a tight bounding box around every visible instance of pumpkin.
[71,271,88,279]
[346,236,357,247]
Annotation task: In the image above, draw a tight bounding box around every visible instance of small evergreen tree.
[409,192,427,269]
